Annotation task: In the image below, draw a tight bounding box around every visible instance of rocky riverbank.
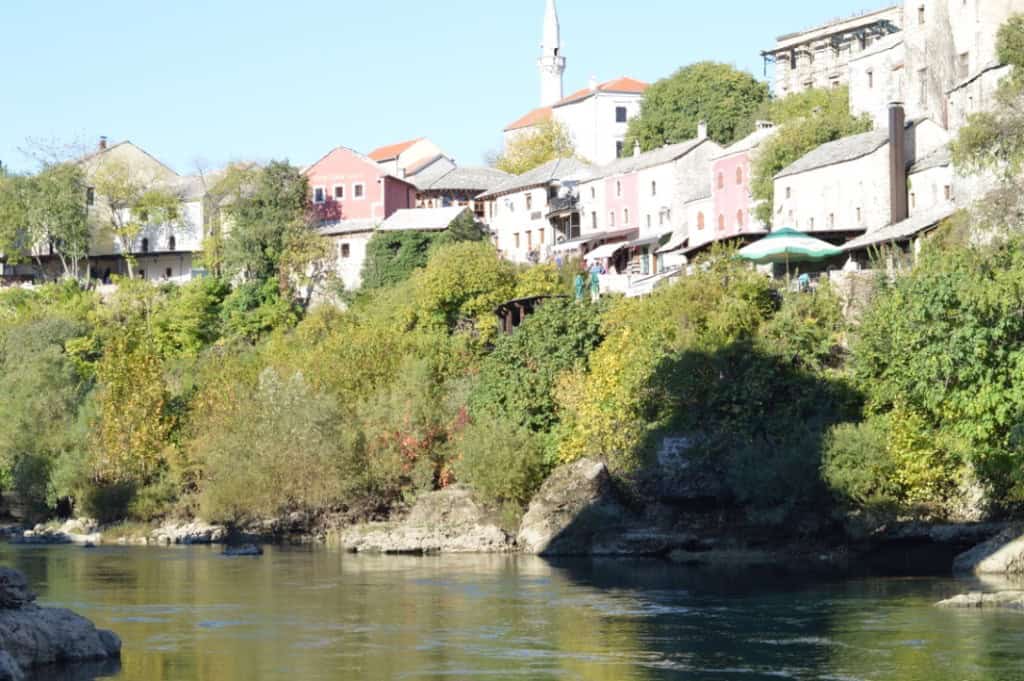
[0,568,121,681]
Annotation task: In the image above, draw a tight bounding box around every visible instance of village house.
[304,146,417,225]
[773,103,950,254]
[477,157,591,264]
[408,162,510,225]
[367,138,446,177]
[503,1,648,166]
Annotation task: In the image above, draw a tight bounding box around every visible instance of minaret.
[538,0,566,106]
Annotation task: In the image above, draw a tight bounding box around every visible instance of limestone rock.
[0,569,35,610]
[517,458,629,556]
[0,569,121,679]
[339,486,513,554]
[953,526,1024,576]
[151,521,228,545]
[223,544,264,557]
[936,591,1024,610]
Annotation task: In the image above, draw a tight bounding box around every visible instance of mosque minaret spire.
[538,0,566,106]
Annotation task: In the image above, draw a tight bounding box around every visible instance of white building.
[503,1,648,166]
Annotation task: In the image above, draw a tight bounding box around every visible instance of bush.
[822,419,900,507]
[452,415,548,508]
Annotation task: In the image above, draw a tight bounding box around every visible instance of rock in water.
[936,591,1024,610]
[517,458,627,555]
[223,544,264,557]
[0,568,120,679]
[953,526,1024,576]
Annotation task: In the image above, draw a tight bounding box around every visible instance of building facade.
[368,138,446,177]
[305,146,417,225]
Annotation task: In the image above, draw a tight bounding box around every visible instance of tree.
[91,159,182,278]
[361,211,487,291]
[751,87,872,226]
[494,119,576,175]
[0,165,91,279]
[623,62,770,153]
[218,161,329,302]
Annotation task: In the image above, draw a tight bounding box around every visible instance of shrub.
[452,415,548,508]
[822,419,900,507]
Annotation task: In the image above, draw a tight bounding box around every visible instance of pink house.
[696,122,776,251]
[604,173,639,233]
[305,146,416,224]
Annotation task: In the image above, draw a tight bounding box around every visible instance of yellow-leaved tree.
[494,119,578,175]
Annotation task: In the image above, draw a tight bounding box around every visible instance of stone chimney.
[98,136,108,151]
[697,121,708,141]
[888,102,908,225]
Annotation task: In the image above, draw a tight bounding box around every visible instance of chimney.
[633,140,642,157]
[697,121,708,141]
[98,136,108,151]
[589,75,598,91]
[888,101,908,225]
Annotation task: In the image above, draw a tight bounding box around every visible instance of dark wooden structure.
[495,295,566,335]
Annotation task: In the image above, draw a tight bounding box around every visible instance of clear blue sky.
[1,0,890,175]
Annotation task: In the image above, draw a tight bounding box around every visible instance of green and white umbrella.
[737,227,844,269]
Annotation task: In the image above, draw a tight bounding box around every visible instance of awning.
[552,235,601,253]
[585,242,628,261]
[657,231,688,255]
[624,234,669,250]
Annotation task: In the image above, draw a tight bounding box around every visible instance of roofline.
[77,140,180,178]
[582,138,712,183]
[767,5,902,48]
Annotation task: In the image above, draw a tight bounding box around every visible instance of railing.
[547,195,579,215]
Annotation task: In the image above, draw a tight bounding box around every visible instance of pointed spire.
[542,0,560,56]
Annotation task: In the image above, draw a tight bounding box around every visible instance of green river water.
[2,544,1023,681]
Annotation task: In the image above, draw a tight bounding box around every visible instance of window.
[313,187,325,204]
[591,187,596,199]
[138,269,145,280]
[651,181,657,197]
[646,214,652,228]
[809,217,815,229]
[164,268,173,279]
[141,238,150,253]
[910,192,916,209]
[944,185,953,201]
[353,183,365,199]
[334,185,345,200]
[697,212,705,230]
[736,167,743,185]
[717,173,724,190]
[526,193,533,210]
[168,235,176,251]
[616,181,622,197]
[867,69,874,89]
[539,230,545,245]
[918,68,929,107]
[828,213,835,229]
[917,5,926,24]
[856,207,862,224]
[616,141,624,158]
[615,106,628,123]
[718,214,725,231]
[592,212,597,229]
[86,187,95,206]
[736,210,744,228]
[514,233,520,248]
[341,243,351,258]
[959,52,970,79]
[624,208,630,225]
[785,187,792,199]
[527,231,533,249]
[609,211,616,227]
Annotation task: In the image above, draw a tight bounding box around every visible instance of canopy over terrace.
[738,227,844,277]
[550,228,638,255]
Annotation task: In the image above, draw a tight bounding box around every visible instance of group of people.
[574,261,605,303]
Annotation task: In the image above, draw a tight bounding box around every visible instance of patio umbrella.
[737,227,844,276]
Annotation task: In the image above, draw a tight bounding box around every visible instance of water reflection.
[1,545,1023,681]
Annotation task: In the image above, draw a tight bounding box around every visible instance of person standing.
[589,260,603,302]
[574,268,586,303]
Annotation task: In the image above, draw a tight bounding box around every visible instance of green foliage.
[471,298,604,434]
[852,238,1024,506]
[759,282,846,372]
[822,419,900,508]
[751,87,872,226]
[451,415,548,508]
[361,211,487,291]
[997,14,1024,69]
[220,279,300,343]
[495,118,577,174]
[623,61,770,152]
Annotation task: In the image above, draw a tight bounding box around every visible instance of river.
[2,544,1023,681]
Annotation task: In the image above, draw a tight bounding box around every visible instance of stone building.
[762,6,903,98]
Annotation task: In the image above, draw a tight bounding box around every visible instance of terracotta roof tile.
[504,107,553,132]
[553,77,649,108]
[368,138,424,162]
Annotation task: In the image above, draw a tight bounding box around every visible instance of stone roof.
[407,157,457,191]
[424,166,511,193]
[776,129,891,179]
[317,219,378,237]
[842,203,957,251]
[379,206,469,232]
[478,157,592,199]
[910,144,952,174]
[849,32,904,62]
[584,138,709,182]
[715,125,777,159]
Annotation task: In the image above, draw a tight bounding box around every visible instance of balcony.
[546,195,579,218]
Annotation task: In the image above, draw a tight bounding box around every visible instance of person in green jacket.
[588,261,603,302]
[574,270,586,303]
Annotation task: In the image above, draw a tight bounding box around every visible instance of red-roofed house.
[368,138,445,177]
[305,146,416,225]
